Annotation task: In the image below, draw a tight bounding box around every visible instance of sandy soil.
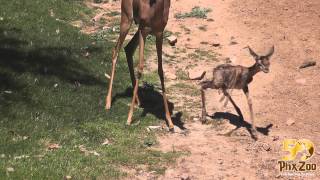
[157,0,320,179]
[86,0,320,179]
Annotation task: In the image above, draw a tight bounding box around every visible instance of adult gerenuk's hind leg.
[156,32,174,130]
[127,29,147,125]
[124,31,140,105]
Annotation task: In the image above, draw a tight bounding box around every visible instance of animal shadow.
[111,82,186,130]
[210,111,273,139]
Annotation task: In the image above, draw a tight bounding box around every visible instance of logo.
[278,139,317,176]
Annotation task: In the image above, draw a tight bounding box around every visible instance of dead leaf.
[78,145,100,156]
[64,175,72,180]
[4,90,12,94]
[92,151,100,156]
[47,143,61,150]
[6,167,14,172]
[104,73,111,79]
[102,138,111,145]
[22,136,29,140]
[84,51,90,57]
[14,155,30,160]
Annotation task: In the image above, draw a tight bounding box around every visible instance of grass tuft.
[175,6,212,19]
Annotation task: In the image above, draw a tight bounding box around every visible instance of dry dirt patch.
[86,0,320,179]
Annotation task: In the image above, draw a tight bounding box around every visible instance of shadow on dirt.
[207,94,273,140]
[210,112,273,139]
[111,83,186,130]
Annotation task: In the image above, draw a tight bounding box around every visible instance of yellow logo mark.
[282,139,315,161]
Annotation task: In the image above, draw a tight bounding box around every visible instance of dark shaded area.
[207,94,272,140]
[0,28,104,85]
[210,112,273,137]
[112,82,186,130]
[0,27,104,115]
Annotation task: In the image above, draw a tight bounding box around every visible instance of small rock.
[188,69,206,80]
[272,136,279,141]
[180,173,190,180]
[262,143,271,151]
[193,117,199,121]
[230,41,238,45]
[53,83,58,88]
[286,119,295,126]
[230,36,238,45]
[6,167,14,172]
[224,57,232,63]
[295,78,306,85]
[148,126,161,130]
[167,35,177,46]
[217,159,224,164]
[147,126,162,132]
[299,60,316,69]
[0,154,5,158]
[212,42,220,47]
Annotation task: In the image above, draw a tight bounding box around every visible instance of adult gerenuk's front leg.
[105,9,133,110]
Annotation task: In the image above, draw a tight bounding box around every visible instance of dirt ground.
[87,0,320,179]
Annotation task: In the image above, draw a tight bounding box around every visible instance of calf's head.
[248,46,274,73]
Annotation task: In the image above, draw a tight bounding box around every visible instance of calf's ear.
[247,46,259,60]
[265,46,274,59]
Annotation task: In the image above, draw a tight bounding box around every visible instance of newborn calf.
[200,46,274,133]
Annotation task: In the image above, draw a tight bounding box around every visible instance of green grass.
[175,69,188,80]
[170,83,200,97]
[175,6,212,19]
[188,49,217,61]
[0,1,180,179]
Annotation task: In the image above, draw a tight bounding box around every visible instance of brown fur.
[105,0,175,130]
[201,46,274,136]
